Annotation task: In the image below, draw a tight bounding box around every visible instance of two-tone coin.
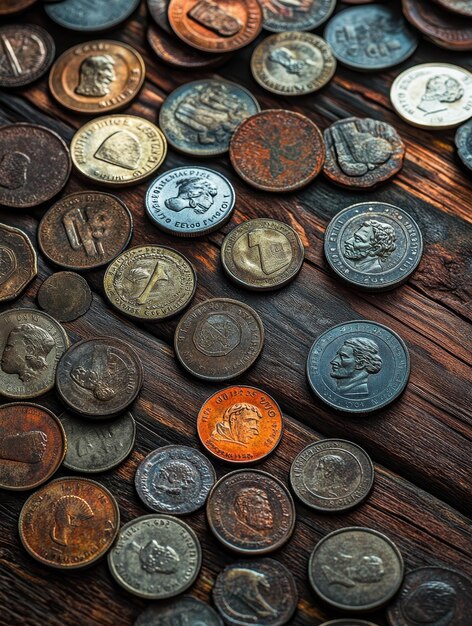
[0,224,37,302]
[402,0,472,51]
[0,24,55,88]
[259,0,336,32]
[135,596,224,626]
[37,272,92,322]
[456,119,472,173]
[45,0,140,31]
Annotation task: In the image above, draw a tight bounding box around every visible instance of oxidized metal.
[0,224,37,302]
[0,0,37,15]
[147,0,173,33]
[259,0,336,33]
[0,24,55,88]
[135,596,224,626]
[455,119,472,172]
[37,272,92,323]
[433,0,472,17]
[45,0,140,31]
[402,0,472,51]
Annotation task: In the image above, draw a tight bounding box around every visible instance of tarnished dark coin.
[61,411,136,473]
[433,0,472,17]
[456,119,472,172]
[38,191,133,271]
[213,558,298,626]
[402,0,472,51]
[135,445,216,514]
[0,0,37,15]
[56,337,143,418]
[135,596,224,626]
[0,224,37,302]
[147,0,172,33]
[0,403,66,491]
[324,202,423,291]
[37,272,92,323]
[0,308,69,399]
[0,24,55,88]
[159,79,260,157]
[108,514,202,599]
[306,320,410,413]
[321,622,379,626]
[309,527,404,611]
[259,0,336,32]
[45,0,140,31]
[146,166,235,237]
[221,218,304,291]
[0,124,71,208]
[387,566,472,626]
[206,469,295,554]
[290,439,374,512]
[175,298,264,381]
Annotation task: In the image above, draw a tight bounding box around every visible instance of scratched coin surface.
[45,0,140,31]
[108,514,202,599]
[37,272,92,323]
[0,0,37,15]
[0,224,37,303]
[0,403,66,491]
[19,477,120,569]
[309,527,404,611]
[259,0,336,32]
[433,0,472,17]
[402,0,472,51]
[0,24,55,88]
[456,119,472,173]
[135,596,224,626]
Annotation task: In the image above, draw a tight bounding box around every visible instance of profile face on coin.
[0,24,55,88]
[135,596,224,626]
[0,224,37,303]
[259,0,336,32]
[456,119,472,172]
[38,272,92,323]
[45,0,140,31]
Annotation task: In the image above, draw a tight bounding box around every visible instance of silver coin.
[134,596,224,626]
[260,0,336,33]
[45,0,140,31]
[455,118,472,173]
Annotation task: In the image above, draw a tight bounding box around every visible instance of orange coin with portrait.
[197,386,283,464]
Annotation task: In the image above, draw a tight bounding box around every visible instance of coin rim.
[0,223,37,302]
[261,0,336,33]
[44,0,141,31]
[37,271,93,322]
[0,24,56,88]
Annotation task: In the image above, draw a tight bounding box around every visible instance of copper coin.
[168,0,263,53]
[229,109,325,192]
[37,272,92,322]
[402,0,472,51]
[0,124,71,208]
[206,469,295,554]
[19,477,120,569]
[197,386,283,464]
[0,224,37,302]
[0,24,55,88]
[147,0,173,33]
[0,403,66,491]
[0,0,37,15]
[433,0,472,17]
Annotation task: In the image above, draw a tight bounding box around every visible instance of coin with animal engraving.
[259,0,336,32]
[0,24,55,88]
[456,119,472,173]
[433,0,472,17]
[402,0,472,51]
[135,596,224,626]
[213,558,298,626]
[0,0,37,15]
[309,527,404,611]
[56,337,143,418]
[38,272,92,323]
[19,477,119,569]
[0,224,37,302]
[159,79,260,157]
[147,0,173,33]
[45,0,140,31]
[108,514,202,599]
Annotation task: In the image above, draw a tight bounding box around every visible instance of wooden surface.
[0,2,471,625]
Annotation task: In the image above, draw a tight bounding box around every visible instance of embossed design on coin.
[135,596,224,626]
[260,0,336,32]
[0,24,55,88]
[455,119,472,173]
[38,272,92,323]
[50,495,94,546]
[0,224,37,302]
[45,0,140,31]
[402,0,472,51]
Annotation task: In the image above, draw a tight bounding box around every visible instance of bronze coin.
[19,476,120,569]
[0,24,55,88]
[147,0,173,33]
[0,403,66,491]
[37,272,92,322]
[38,191,133,271]
[402,0,472,51]
[0,0,37,15]
[0,124,71,208]
[229,109,325,192]
[433,0,472,17]
[0,224,37,303]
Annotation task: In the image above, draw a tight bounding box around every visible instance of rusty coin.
[19,476,120,569]
[402,0,472,51]
[0,224,37,302]
[147,0,173,33]
[433,0,472,17]
[259,0,336,33]
[45,0,140,31]
[37,272,92,322]
[229,109,325,192]
[0,24,55,88]
[0,0,37,15]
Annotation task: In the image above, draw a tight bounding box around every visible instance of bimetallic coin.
[324,202,423,291]
[402,0,472,51]
[0,0,37,15]
[108,514,202,599]
[0,24,55,88]
[433,0,472,17]
[135,445,216,514]
[0,224,37,302]
[309,527,404,611]
[37,272,92,323]
[260,0,336,32]
[135,596,224,626]
[45,0,140,31]
[456,119,472,173]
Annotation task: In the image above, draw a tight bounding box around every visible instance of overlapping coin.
[402,0,472,51]
[456,119,472,172]
[37,272,92,322]
[45,0,140,31]
[135,597,223,626]
[0,24,55,88]
[259,0,335,32]
[0,225,37,302]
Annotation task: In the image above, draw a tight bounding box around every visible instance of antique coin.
[104,245,196,320]
[146,166,235,237]
[323,118,405,189]
[221,218,304,291]
[49,40,145,114]
[321,622,378,626]
[0,224,37,303]
[0,403,66,491]
[251,32,336,96]
[135,445,216,514]
[306,320,410,413]
[206,469,295,554]
[45,0,140,31]
[70,115,167,186]
[147,0,172,33]
[37,272,92,323]
[0,0,37,15]
[56,337,143,418]
[390,64,472,130]
[0,124,71,208]
[324,202,423,291]
[433,0,472,17]
[19,477,119,569]
[456,119,472,172]
[135,596,224,626]
[309,527,404,611]
[174,299,264,381]
[229,109,325,192]
[38,191,133,271]
[0,24,55,88]
[290,439,374,512]
[402,0,472,51]
[108,514,202,599]
[324,4,418,71]
[259,0,335,32]
[0,308,69,400]
[213,558,297,626]
[159,79,260,157]
[387,566,472,626]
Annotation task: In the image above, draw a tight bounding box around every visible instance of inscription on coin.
[135,596,224,626]
[259,0,336,33]
[0,24,55,88]
[45,0,140,31]
[0,224,37,303]
[38,272,92,323]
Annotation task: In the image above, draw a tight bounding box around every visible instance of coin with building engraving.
[0,24,55,88]
[456,119,472,173]
[0,0,37,15]
[45,0,140,31]
[38,272,92,323]
[0,224,37,303]
[259,0,336,32]
[135,596,224,626]
[402,0,472,51]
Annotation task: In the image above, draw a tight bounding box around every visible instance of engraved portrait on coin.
[76,54,116,96]
[211,403,262,446]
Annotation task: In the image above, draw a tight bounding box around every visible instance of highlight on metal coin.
[37,272,92,323]
[402,0,472,51]
[0,224,37,302]
[147,0,173,34]
[259,0,336,32]
[0,0,37,15]
[45,0,140,31]
[456,119,472,173]
[0,24,55,88]
[135,596,224,626]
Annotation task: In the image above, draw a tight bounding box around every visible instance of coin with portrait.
[0,224,37,303]
[0,24,55,88]
[37,272,92,323]
[135,596,223,626]
[45,0,140,31]
[259,0,336,32]
[455,119,472,173]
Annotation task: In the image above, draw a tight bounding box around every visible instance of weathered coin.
[108,514,202,599]
[0,24,55,88]
[0,224,37,302]
[159,79,260,157]
[70,115,167,187]
[259,0,335,32]
[206,469,295,554]
[433,0,472,17]
[135,596,224,626]
[0,308,69,400]
[0,123,71,208]
[308,527,404,611]
[175,299,264,381]
[37,272,92,323]
[221,218,304,291]
[45,0,140,31]
[0,0,37,15]
[390,63,472,130]
[104,245,196,320]
[0,403,66,491]
[324,202,423,291]
[213,558,298,626]
[230,109,325,192]
[56,337,143,418]
[320,622,379,626]
[135,445,216,514]
[306,320,410,413]
[19,477,119,569]
[402,0,472,51]
[456,119,472,173]
[147,0,172,34]
[146,166,235,237]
